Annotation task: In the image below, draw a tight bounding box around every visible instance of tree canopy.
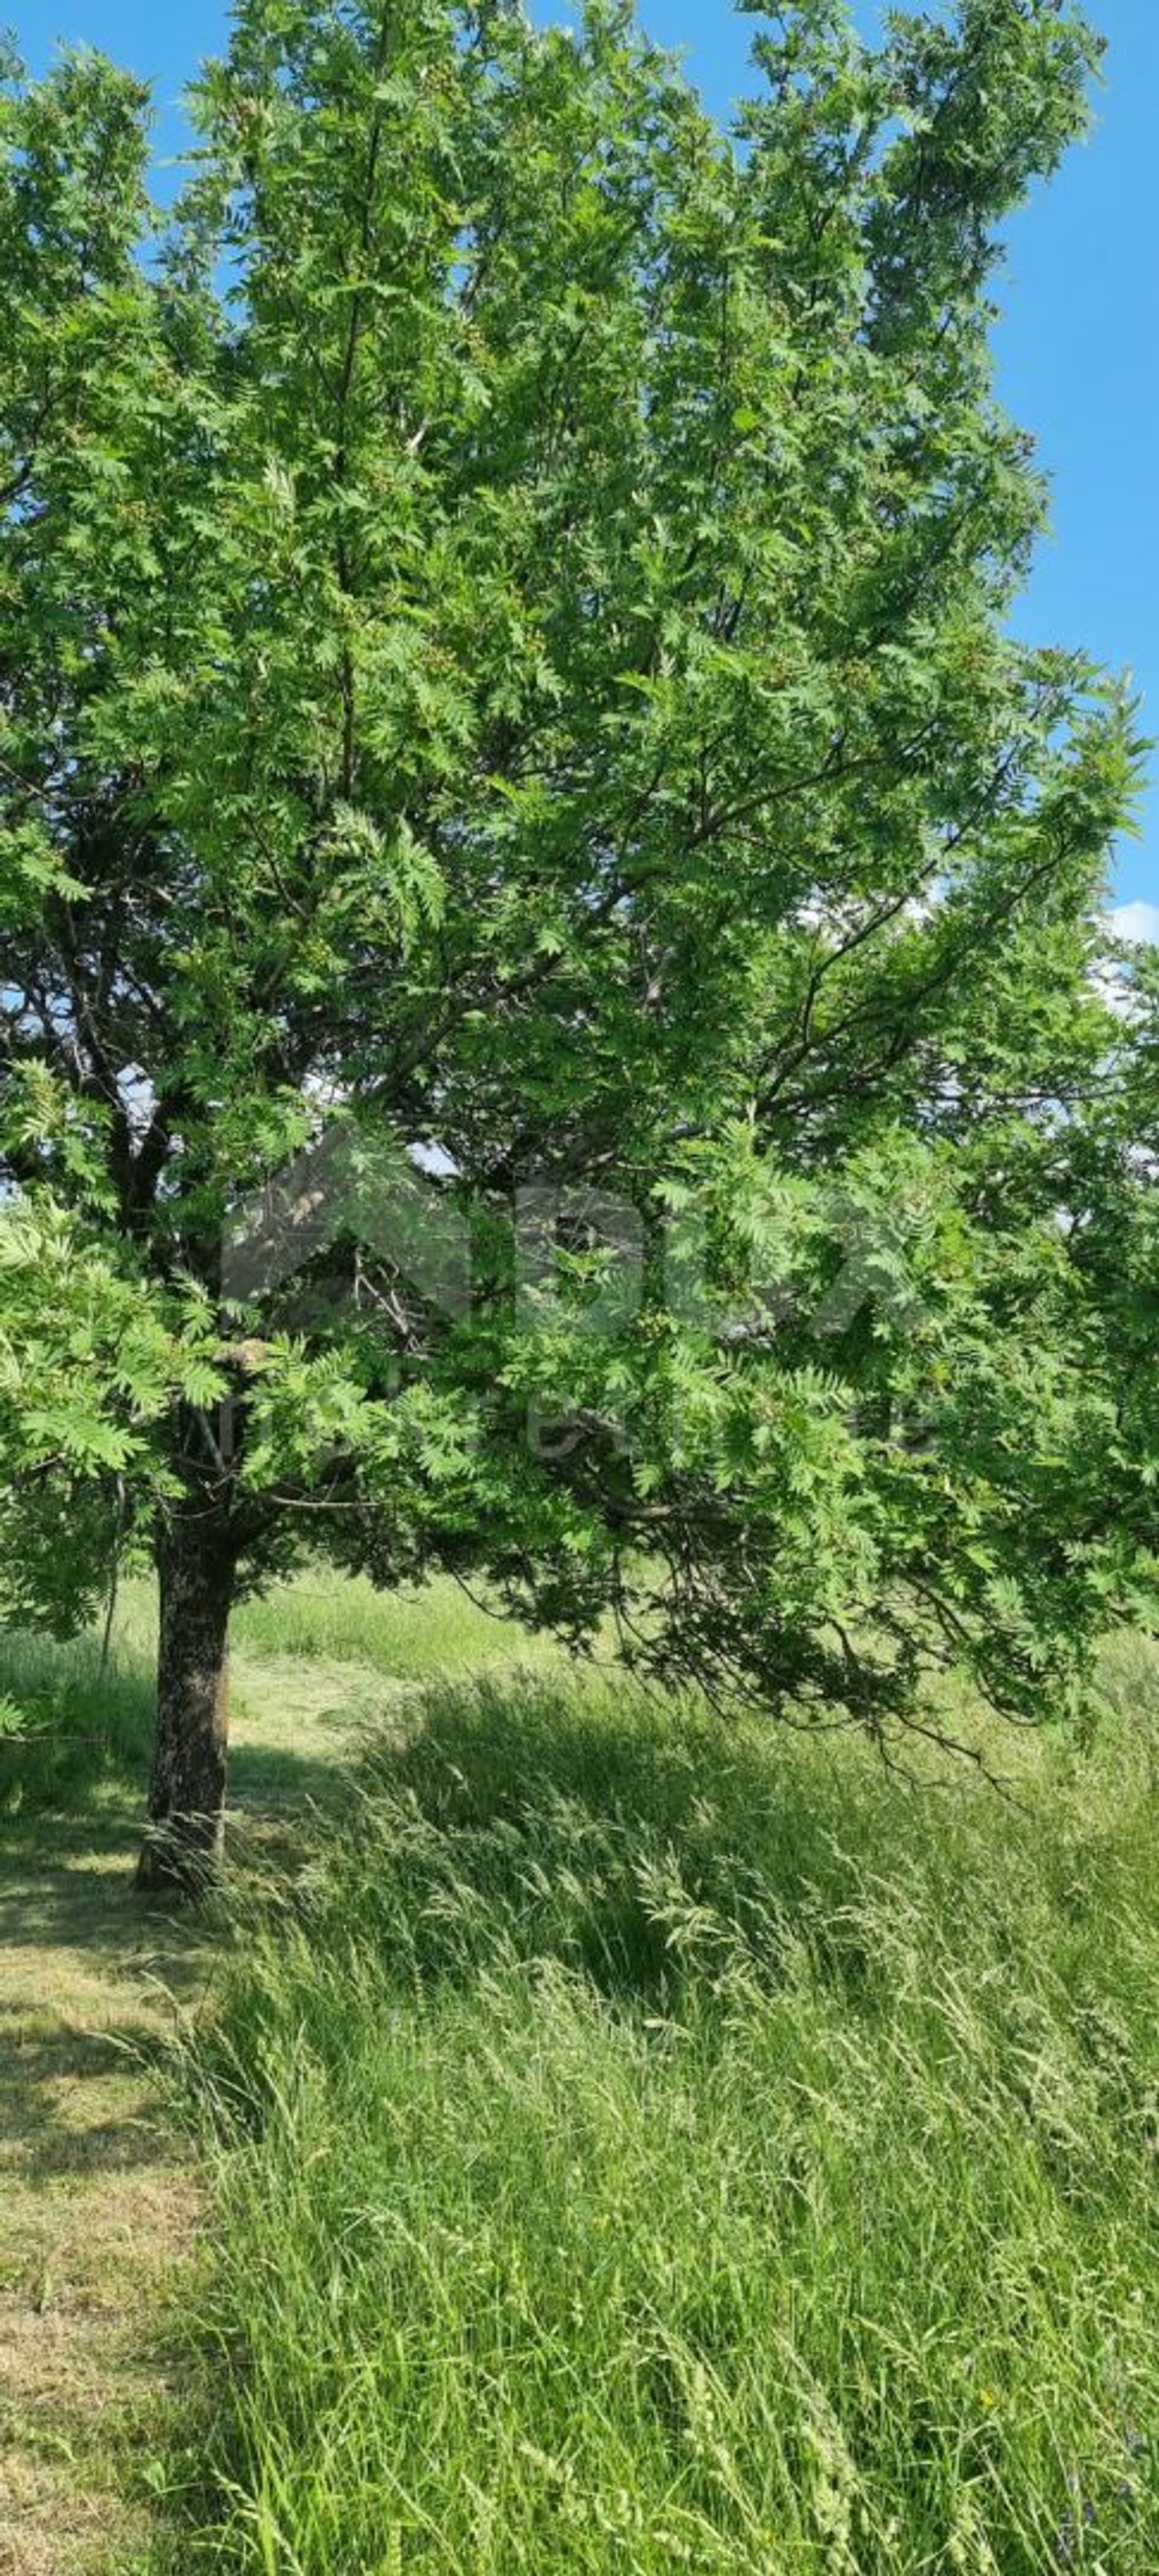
[0,0,1154,1878]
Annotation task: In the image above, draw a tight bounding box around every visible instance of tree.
[0,0,1152,1889]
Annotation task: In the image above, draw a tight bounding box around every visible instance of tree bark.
[136,1510,236,1897]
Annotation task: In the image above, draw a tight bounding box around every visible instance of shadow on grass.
[0,1811,184,1951]
[0,2022,179,2182]
[229,1732,363,1820]
[0,1608,411,2569]
[260,1657,1153,2039]
[0,1794,202,2198]
[0,1614,387,2232]
[226,1669,954,2033]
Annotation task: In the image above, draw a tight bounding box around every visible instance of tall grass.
[232,1567,550,1681]
[0,1624,155,1813]
[174,1659,1159,2573]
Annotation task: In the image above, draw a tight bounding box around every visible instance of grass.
[168,1636,1159,2575]
[0,1780,205,2576]
[0,1606,209,2576]
[2,1576,1157,2572]
[231,1566,552,1683]
[0,1570,450,2574]
[0,1569,548,1822]
[0,1628,156,1818]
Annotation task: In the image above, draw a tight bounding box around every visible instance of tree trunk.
[136,1512,235,1897]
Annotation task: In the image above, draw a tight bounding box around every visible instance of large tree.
[0,0,1153,1887]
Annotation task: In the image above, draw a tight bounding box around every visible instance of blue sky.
[9,0,1157,926]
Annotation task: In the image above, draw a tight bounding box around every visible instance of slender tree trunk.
[136,1511,236,1897]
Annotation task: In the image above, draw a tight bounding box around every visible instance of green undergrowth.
[168,1647,1159,2574]
[0,1625,155,1814]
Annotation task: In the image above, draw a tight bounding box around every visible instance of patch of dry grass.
[0,1794,206,2575]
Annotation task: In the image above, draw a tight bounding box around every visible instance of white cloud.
[1111,901,1159,947]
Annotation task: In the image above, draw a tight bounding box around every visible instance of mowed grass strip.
[172,1641,1159,2574]
[0,1571,509,2572]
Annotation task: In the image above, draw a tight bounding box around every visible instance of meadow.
[1,1583,1157,2572]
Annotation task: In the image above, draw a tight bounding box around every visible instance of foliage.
[0,0,1154,1754]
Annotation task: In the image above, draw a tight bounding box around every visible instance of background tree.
[0,0,1151,1888]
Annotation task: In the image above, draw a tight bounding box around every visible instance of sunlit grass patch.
[0,1627,155,1816]
[231,1567,555,1681]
